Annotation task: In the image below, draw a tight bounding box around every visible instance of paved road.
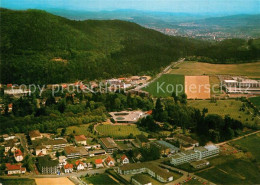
[16,133,30,156]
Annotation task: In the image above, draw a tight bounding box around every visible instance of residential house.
[14,149,23,162]
[95,159,104,168]
[121,154,129,165]
[29,130,42,141]
[35,145,47,156]
[106,156,115,167]
[75,135,87,146]
[64,163,73,173]
[58,156,67,168]
[75,160,85,171]
[100,137,118,154]
[5,163,26,175]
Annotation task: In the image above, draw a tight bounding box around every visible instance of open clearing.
[96,124,148,138]
[185,76,211,99]
[35,178,74,185]
[170,61,260,78]
[142,74,184,97]
[196,134,260,184]
[57,124,94,137]
[188,100,259,126]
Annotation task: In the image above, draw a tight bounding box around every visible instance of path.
[216,130,260,146]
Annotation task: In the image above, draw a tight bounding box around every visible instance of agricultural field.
[196,158,260,184]
[142,74,185,97]
[249,96,260,109]
[185,76,211,99]
[57,124,94,137]
[83,174,120,185]
[188,100,260,126]
[170,61,260,78]
[0,178,36,185]
[95,124,148,138]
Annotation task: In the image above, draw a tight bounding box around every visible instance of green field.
[83,174,119,185]
[188,100,260,126]
[231,133,260,161]
[249,96,260,109]
[57,124,95,137]
[170,61,260,78]
[0,178,36,185]
[142,74,185,97]
[96,124,148,138]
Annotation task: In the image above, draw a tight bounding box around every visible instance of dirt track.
[35,178,74,185]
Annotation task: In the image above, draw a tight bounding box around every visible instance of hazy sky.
[1,0,259,14]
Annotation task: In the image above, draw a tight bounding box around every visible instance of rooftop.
[156,140,179,151]
[75,135,87,142]
[174,134,198,145]
[29,130,41,138]
[132,174,152,184]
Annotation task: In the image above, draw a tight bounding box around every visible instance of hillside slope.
[0,8,205,84]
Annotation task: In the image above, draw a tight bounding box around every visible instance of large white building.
[171,144,219,166]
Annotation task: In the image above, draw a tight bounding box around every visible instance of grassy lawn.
[188,100,259,127]
[0,178,36,185]
[184,178,205,185]
[83,174,120,185]
[209,76,222,95]
[57,124,95,137]
[170,61,260,78]
[249,96,260,109]
[96,124,148,138]
[142,74,184,97]
[231,133,260,161]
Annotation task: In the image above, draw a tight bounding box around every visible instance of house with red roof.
[121,154,129,165]
[5,163,26,175]
[95,159,104,168]
[75,160,84,171]
[105,156,115,167]
[14,149,23,162]
[74,135,87,146]
[64,163,73,173]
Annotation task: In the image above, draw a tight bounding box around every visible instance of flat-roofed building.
[153,140,179,155]
[132,174,152,185]
[100,137,118,154]
[171,144,219,166]
[43,139,68,150]
[173,134,199,147]
[118,162,174,183]
[190,160,209,169]
[37,156,59,174]
[75,135,87,146]
[64,146,81,159]
[88,149,106,157]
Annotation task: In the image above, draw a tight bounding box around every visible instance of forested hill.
[0,8,204,84]
[1,9,260,84]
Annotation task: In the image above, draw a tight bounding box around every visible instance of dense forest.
[1,8,260,84]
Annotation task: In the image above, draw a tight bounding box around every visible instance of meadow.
[188,100,259,126]
[57,124,94,137]
[249,96,260,109]
[83,174,119,185]
[142,74,185,97]
[170,61,260,78]
[95,124,148,138]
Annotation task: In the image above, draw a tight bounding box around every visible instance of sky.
[1,0,259,14]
